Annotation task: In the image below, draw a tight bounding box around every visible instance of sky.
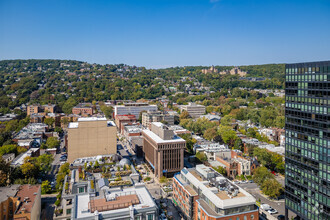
[0,0,330,68]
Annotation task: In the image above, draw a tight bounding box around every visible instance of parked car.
[260,204,271,211]
[268,208,278,214]
[249,180,254,183]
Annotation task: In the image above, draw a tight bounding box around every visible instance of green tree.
[62,97,78,114]
[46,137,60,149]
[203,127,218,141]
[218,125,238,147]
[0,158,10,186]
[220,115,234,126]
[196,151,207,162]
[0,144,17,156]
[179,111,190,120]
[213,166,227,176]
[36,154,54,174]
[252,167,274,186]
[41,180,52,194]
[21,160,38,179]
[261,178,283,199]
[44,117,55,129]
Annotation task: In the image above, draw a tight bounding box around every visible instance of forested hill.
[0,59,284,112]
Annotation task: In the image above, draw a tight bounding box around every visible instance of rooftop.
[177,164,256,210]
[0,185,20,202]
[11,148,39,167]
[142,129,185,144]
[74,184,157,219]
[15,185,41,214]
[68,118,115,129]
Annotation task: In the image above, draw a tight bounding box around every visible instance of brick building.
[0,184,41,220]
[173,165,258,220]
[72,103,94,116]
[142,122,185,178]
[115,114,137,133]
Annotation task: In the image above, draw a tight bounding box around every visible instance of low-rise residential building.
[11,148,40,167]
[193,140,228,160]
[180,103,206,118]
[1,153,15,163]
[142,122,186,178]
[27,104,57,115]
[0,184,41,220]
[115,114,137,133]
[200,114,221,122]
[12,123,48,146]
[72,103,94,116]
[173,165,258,220]
[216,153,251,179]
[123,124,142,139]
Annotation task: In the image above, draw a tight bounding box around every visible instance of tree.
[36,154,54,174]
[218,126,238,147]
[0,159,10,186]
[46,137,60,149]
[233,138,243,150]
[179,111,190,120]
[21,161,37,179]
[0,144,17,156]
[100,105,113,119]
[261,178,283,199]
[94,160,100,168]
[196,152,207,162]
[44,117,55,129]
[252,167,274,186]
[41,180,52,194]
[62,97,77,114]
[203,127,218,141]
[60,117,69,127]
[213,166,227,176]
[220,115,234,126]
[159,176,168,184]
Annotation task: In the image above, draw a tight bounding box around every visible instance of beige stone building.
[0,184,41,220]
[142,122,185,178]
[180,103,206,118]
[67,117,117,163]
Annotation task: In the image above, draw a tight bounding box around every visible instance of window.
[79,187,84,193]
[147,214,154,220]
[66,208,71,215]
[244,216,247,220]
[251,214,254,219]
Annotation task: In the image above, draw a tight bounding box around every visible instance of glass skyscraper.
[285,61,329,220]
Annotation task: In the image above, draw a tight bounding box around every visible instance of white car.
[268,208,278,214]
[260,204,271,211]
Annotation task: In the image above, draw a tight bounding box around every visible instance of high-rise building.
[67,117,117,163]
[142,122,185,178]
[285,61,329,220]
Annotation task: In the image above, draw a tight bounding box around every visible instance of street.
[239,182,294,219]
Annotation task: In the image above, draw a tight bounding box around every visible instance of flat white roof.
[142,129,185,144]
[68,122,78,129]
[75,185,157,218]
[78,117,107,122]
